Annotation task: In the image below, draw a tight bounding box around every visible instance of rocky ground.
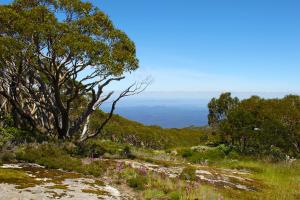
[0,163,133,200]
[118,159,259,191]
[0,160,260,200]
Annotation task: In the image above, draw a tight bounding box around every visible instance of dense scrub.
[100,113,209,149]
[209,93,300,158]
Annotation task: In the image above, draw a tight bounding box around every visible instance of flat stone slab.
[118,159,259,191]
[0,163,125,200]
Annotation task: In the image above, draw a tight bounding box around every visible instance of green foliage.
[16,143,82,171]
[120,167,148,190]
[92,114,209,149]
[15,143,116,177]
[0,127,15,148]
[179,166,197,181]
[0,0,139,139]
[0,127,45,150]
[270,146,286,162]
[168,191,181,200]
[127,175,148,190]
[181,149,193,158]
[210,93,300,158]
[76,139,135,159]
[122,145,135,159]
[180,144,236,163]
[83,161,107,177]
[144,189,166,199]
[208,92,239,129]
[77,140,107,158]
[0,113,13,128]
[0,151,15,163]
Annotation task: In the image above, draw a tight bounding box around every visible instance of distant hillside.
[90,110,211,149]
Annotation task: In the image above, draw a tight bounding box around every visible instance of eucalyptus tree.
[0,0,147,141]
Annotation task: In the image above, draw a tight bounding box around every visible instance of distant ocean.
[110,105,208,128]
[101,91,293,128]
[101,95,209,128]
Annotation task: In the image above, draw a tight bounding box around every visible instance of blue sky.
[1,0,300,93]
[98,0,300,93]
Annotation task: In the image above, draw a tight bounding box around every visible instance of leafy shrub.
[122,146,135,159]
[227,150,240,159]
[127,174,148,190]
[82,160,108,177]
[199,134,209,142]
[15,143,113,177]
[217,144,232,155]
[179,166,197,181]
[16,143,82,171]
[0,127,15,149]
[0,151,15,162]
[181,149,193,158]
[0,127,46,149]
[76,141,106,157]
[270,146,286,162]
[168,191,181,200]
[120,167,148,190]
[77,140,129,158]
[144,189,166,199]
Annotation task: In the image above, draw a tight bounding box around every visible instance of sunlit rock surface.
[0,163,129,200]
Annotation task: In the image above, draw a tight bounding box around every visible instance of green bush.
[168,191,181,200]
[179,166,197,181]
[144,189,166,199]
[181,149,193,158]
[270,146,286,162]
[0,127,46,148]
[0,151,15,162]
[82,160,108,177]
[15,143,111,177]
[227,150,240,159]
[122,146,135,159]
[127,174,148,190]
[185,147,226,163]
[217,144,232,155]
[16,143,82,171]
[0,127,15,149]
[76,140,128,158]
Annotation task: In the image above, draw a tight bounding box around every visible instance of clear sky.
[1,0,300,93]
[98,0,300,93]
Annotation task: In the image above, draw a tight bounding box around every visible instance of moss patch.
[22,166,81,185]
[83,179,105,188]
[81,188,110,197]
[0,168,43,189]
[46,184,69,190]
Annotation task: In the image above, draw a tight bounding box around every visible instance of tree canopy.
[208,93,300,156]
[0,0,146,141]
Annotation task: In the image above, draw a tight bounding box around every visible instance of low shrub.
[0,127,15,149]
[217,144,232,155]
[227,150,240,159]
[122,146,135,159]
[179,166,197,181]
[144,189,166,199]
[168,191,181,200]
[76,140,132,159]
[181,149,193,158]
[0,151,15,162]
[120,167,148,190]
[127,175,148,190]
[82,160,108,177]
[270,145,286,162]
[16,143,82,171]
